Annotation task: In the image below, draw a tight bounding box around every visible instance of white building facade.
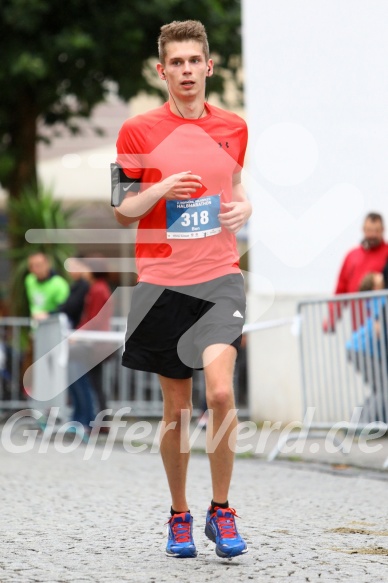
[243,0,388,422]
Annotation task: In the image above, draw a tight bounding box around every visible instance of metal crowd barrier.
[0,317,30,410]
[29,314,69,417]
[3,296,388,430]
[0,315,249,418]
[269,290,388,461]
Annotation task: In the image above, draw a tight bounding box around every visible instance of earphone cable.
[166,79,208,119]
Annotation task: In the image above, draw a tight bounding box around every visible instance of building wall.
[243,0,388,422]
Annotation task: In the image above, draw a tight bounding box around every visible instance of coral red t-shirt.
[116,102,248,286]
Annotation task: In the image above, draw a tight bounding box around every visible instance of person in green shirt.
[25,252,70,316]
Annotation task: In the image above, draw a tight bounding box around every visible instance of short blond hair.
[158,20,209,64]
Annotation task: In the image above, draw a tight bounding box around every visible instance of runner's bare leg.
[203,344,238,503]
[159,376,193,512]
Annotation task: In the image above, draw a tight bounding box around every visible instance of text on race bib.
[166,194,221,239]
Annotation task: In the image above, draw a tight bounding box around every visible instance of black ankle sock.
[211,499,229,512]
[171,506,189,516]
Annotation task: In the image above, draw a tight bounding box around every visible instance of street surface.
[0,438,387,582]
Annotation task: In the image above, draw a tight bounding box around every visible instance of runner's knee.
[206,387,234,410]
[163,401,193,424]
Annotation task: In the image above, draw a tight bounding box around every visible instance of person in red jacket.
[327,212,388,330]
[78,264,112,331]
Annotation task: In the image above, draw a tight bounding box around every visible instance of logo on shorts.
[233,310,244,318]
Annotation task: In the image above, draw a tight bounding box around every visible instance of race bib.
[166,194,221,239]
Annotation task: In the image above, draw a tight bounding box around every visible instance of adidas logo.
[233,310,244,318]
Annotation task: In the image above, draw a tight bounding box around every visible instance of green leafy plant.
[7,183,76,315]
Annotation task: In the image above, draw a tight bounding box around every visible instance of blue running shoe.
[166,512,197,558]
[205,507,248,558]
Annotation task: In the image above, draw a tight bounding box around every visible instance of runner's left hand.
[218,201,251,233]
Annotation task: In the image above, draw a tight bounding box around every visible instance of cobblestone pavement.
[0,440,387,583]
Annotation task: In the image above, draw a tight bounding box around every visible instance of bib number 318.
[181,210,210,227]
[166,194,221,239]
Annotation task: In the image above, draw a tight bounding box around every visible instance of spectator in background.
[55,255,113,431]
[346,272,385,359]
[77,256,113,415]
[29,257,95,431]
[25,252,70,317]
[53,258,91,328]
[326,213,388,331]
[22,252,70,392]
[29,257,91,327]
[56,258,95,431]
[346,271,387,424]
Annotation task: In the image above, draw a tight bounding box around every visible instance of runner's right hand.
[161,171,202,200]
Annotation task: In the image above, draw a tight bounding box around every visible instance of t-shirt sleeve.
[235,120,248,173]
[116,119,144,180]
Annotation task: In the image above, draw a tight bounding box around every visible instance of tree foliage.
[0,0,242,198]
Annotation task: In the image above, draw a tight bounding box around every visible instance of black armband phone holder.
[110,163,141,207]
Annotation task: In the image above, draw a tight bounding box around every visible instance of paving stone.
[0,442,387,582]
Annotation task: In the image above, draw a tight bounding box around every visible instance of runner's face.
[161,41,210,100]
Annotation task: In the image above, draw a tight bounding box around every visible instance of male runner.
[113,20,251,559]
